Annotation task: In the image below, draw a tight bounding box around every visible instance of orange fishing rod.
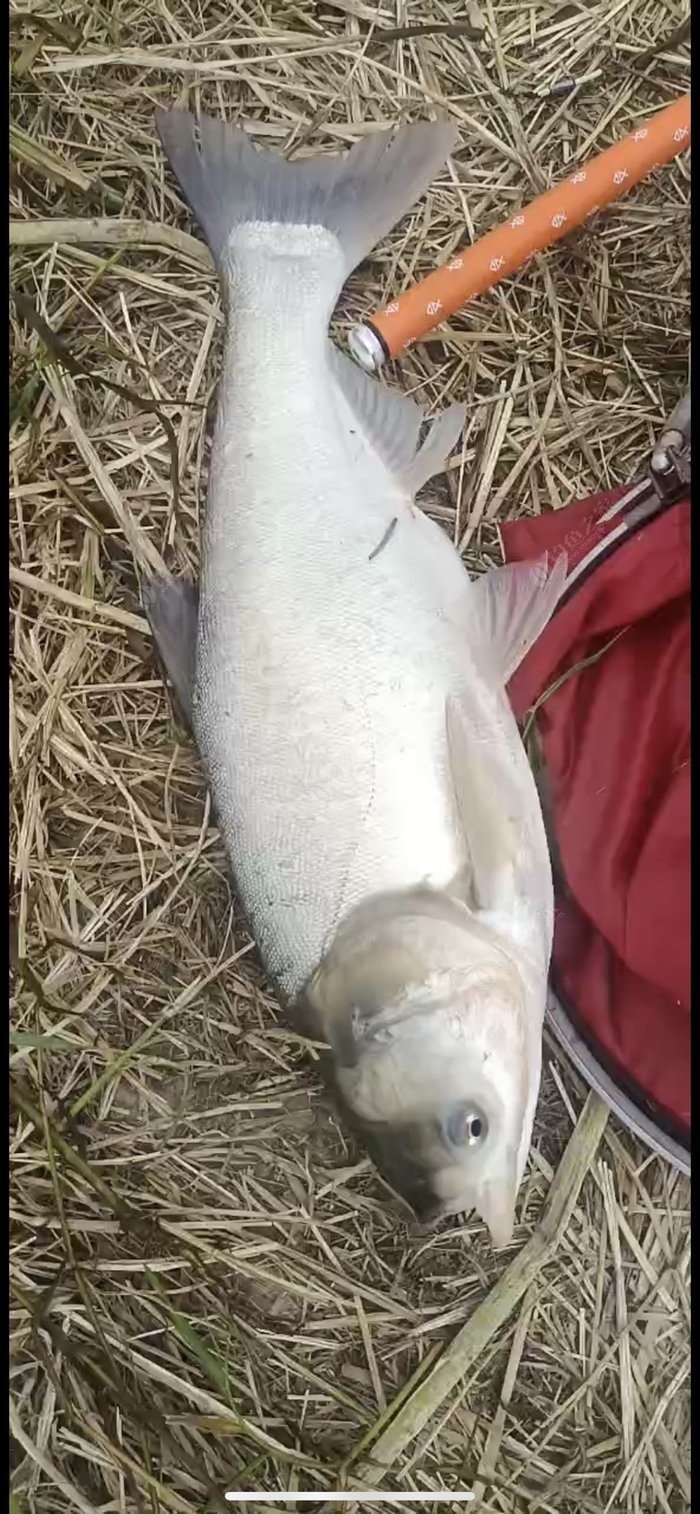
[349,93,690,372]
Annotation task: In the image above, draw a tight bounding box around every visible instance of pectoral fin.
[142,575,199,729]
[446,692,523,911]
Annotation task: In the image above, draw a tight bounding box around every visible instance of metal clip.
[649,388,691,503]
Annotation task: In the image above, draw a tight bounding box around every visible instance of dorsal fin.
[329,344,465,496]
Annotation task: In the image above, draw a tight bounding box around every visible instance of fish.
[144,107,566,1247]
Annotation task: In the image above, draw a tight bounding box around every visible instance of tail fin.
[155,108,457,274]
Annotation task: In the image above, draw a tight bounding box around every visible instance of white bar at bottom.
[225,1495,475,1504]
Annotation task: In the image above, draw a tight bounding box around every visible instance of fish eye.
[444,1106,488,1148]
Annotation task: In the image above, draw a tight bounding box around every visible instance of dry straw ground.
[10,2,690,1511]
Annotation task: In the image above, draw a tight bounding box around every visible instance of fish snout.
[359,1117,519,1247]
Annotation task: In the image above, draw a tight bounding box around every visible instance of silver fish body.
[201,330,475,995]
[149,109,566,1245]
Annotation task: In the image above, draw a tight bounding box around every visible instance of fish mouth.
[375,1175,470,1231]
[359,1137,518,1248]
[371,1157,517,1248]
[335,1087,520,1248]
[413,1187,517,1248]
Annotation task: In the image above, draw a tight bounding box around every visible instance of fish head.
[305,890,543,1247]
[335,975,530,1246]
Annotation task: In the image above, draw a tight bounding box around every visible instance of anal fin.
[329,344,465,496]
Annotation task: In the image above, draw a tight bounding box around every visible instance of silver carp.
[145,109,565,1245]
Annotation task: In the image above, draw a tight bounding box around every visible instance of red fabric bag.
[500,490,690,1146]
